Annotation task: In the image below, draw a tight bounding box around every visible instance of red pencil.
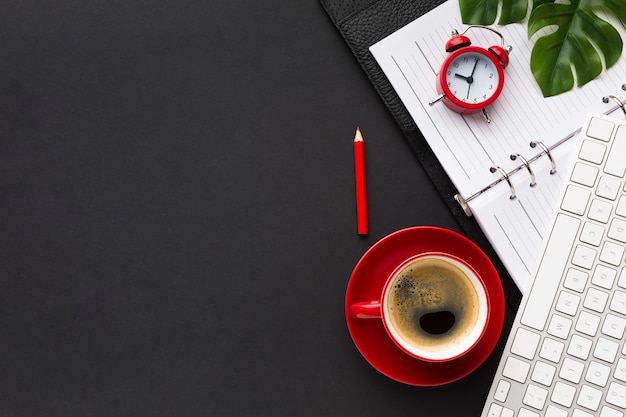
[353,127,368,235]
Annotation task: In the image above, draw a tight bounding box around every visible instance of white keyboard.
[480,113,626,417]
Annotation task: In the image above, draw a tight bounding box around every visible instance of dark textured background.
[0,1,513,416]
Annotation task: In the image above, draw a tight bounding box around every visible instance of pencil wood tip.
[354,127,364,142]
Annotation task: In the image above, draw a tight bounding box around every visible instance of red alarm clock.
[429,26,512,123]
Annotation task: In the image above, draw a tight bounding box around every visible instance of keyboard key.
[494,380,511,402]
[511,328,540,360]
[584,287,608,312]
[604,125,626,177]
[555,291,580,316]
[608,218,626,243]
[561,185,591,215]
[545,405,568,417]
[501,407,514,417]
[589,198,613,223]
[602,314,626,340]
[586,116,614,141]
[523,384,548,410]
[571,162,599,187]
[576,311,601,336]
[572,409,594,417]
[592,264,617,289]
[521,214,580,331]
[487,403,503,417]
[577,384,602,411]
[607,382,626,408]
[531,360,556,386]
[596,176,621,200]
[580,222,604,246]
[568,334,593,360]
[560,357,584,383]
[579,139,607,164]
[547,314,572,339]
[572,245,596,269]
[610,290,626,315]
[573,247,596,271]
[585,361,611,387]
[593,337,619,363]
[600,405,624,417]
[564,268,589,292]
[600,241,624,266]
[519,408,540,417]
[539,337,564,363]
[552,381,576,407]
[502,356,530,383]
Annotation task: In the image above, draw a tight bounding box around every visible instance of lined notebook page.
[467,139,576,290]
[370,0,626,291]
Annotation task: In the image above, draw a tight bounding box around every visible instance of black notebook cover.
[320,0,522,309]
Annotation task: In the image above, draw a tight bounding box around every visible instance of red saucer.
[345,226,504,386]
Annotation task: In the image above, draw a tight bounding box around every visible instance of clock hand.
[454,73,470,81]
[469,57,480,78]
[466,57,480,99]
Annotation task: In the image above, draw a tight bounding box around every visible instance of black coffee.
[385,257,480,353]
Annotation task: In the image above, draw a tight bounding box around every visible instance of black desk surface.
[0,1,515,416]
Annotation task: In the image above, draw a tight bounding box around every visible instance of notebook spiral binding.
[455,84,626,217]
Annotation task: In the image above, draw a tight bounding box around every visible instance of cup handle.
[350,301,382,319]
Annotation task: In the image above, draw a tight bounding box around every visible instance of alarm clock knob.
[488,45,512,69]
[445,34,471,52]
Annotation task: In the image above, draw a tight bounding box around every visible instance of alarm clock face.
[440,46,504,111]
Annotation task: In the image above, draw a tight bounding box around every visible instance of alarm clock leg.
[428,94,445,106]
[481,108,491,123]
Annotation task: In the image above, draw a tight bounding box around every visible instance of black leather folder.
[320,0,522,309]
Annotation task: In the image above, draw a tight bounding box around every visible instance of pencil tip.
[354,127,363,142]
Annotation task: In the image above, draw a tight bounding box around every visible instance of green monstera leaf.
[459,0,626,97]
[459,0,528,25]
[529,0,626,96]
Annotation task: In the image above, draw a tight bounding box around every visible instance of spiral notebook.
[368,0,626,292]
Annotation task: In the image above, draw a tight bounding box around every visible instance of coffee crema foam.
[386,257,480,353]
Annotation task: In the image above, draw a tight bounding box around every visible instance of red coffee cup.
[350,252,489,362]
